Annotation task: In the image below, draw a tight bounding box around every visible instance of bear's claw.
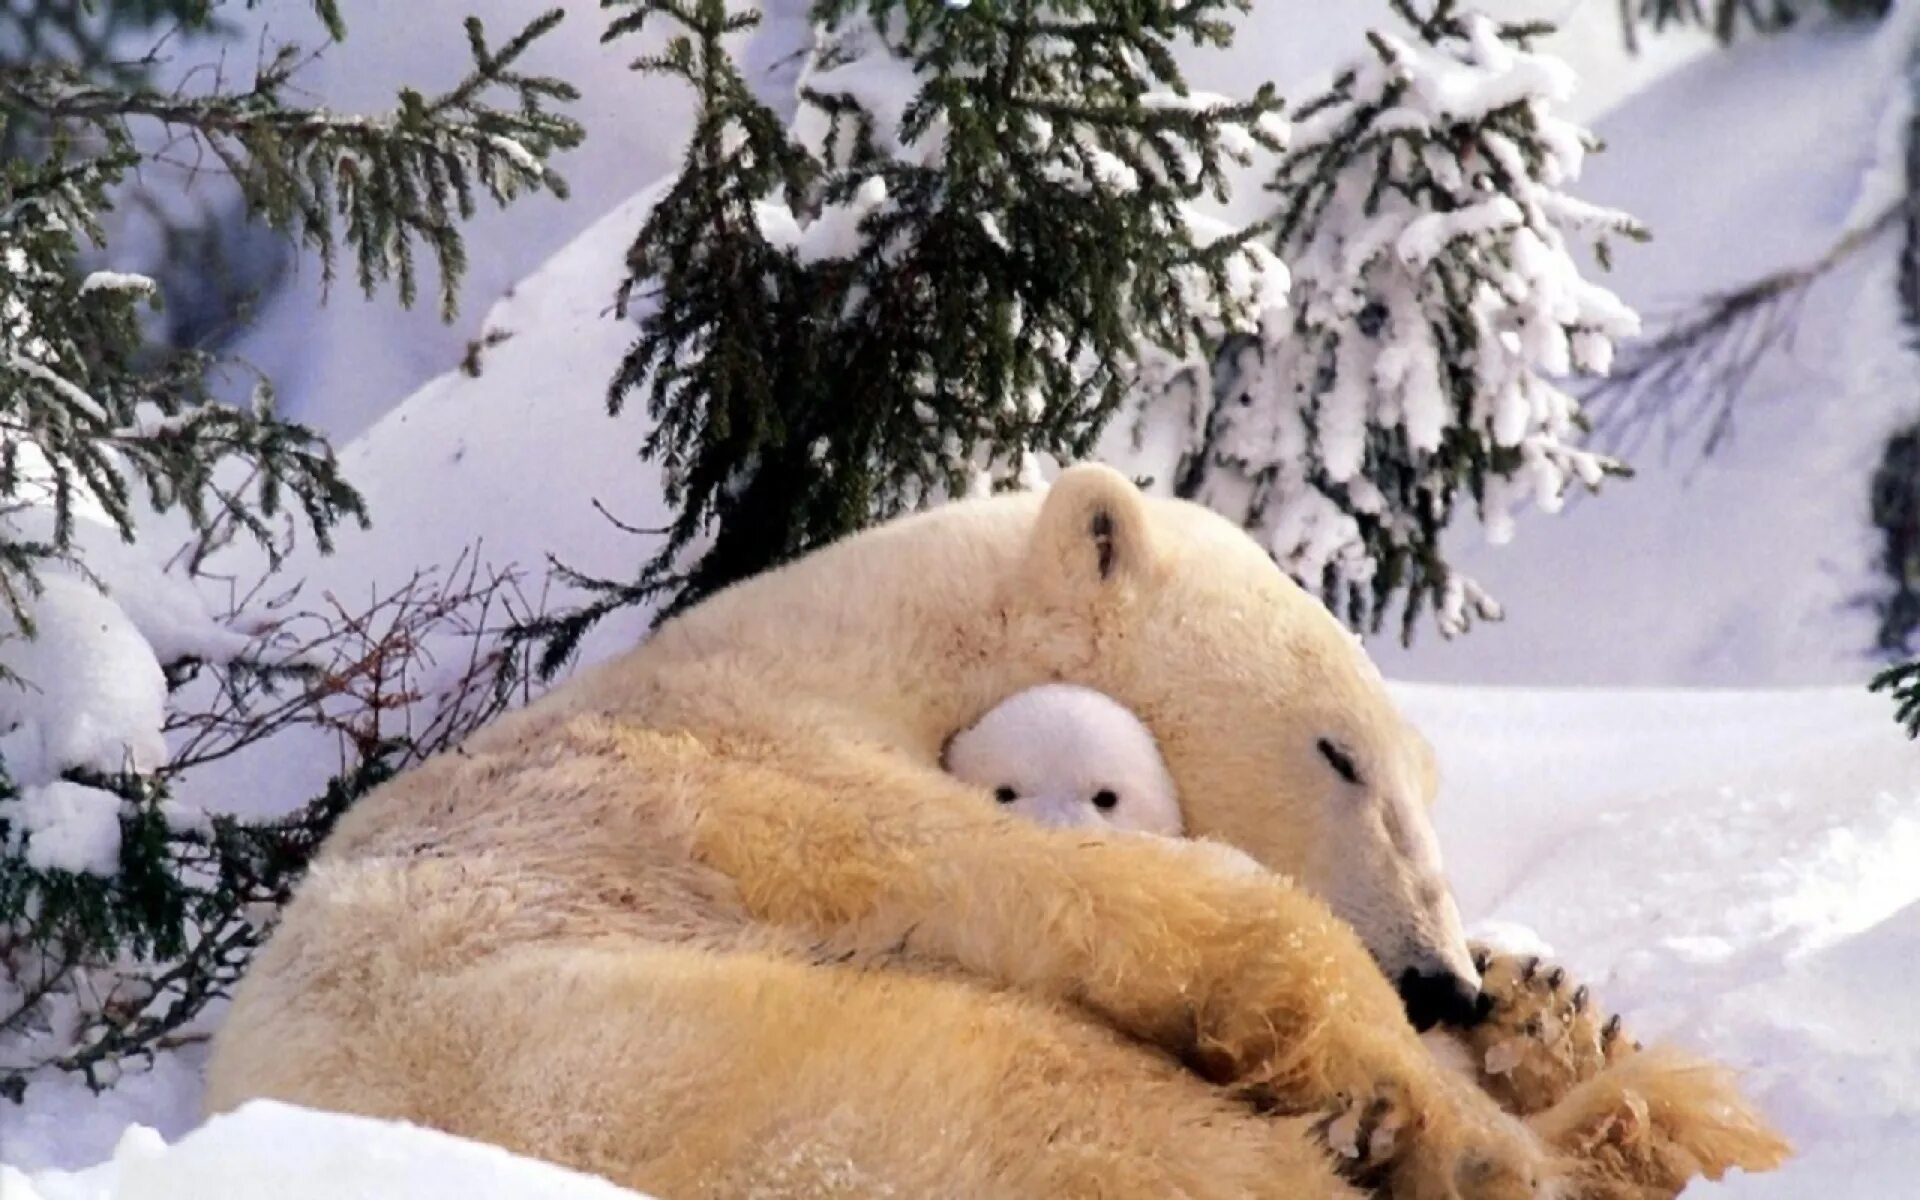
[1460,942,1635,1117]
[1310,1076,1557,1199]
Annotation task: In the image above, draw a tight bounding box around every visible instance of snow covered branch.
[1175,1,1645,640]
[572,0,1288,650]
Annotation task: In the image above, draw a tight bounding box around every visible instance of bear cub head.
[943,683,1182,837]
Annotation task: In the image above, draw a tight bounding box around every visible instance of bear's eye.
[1091,789,1119,811]
[1316,738,1363,787]
[994,786,1019,804]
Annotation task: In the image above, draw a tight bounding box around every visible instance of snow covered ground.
[6,1101,654,1200]
[1405,685,1920,1195]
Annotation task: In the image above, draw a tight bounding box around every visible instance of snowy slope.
[170,182,677,822]
[5,1100,653,1200]
[1402,684,1920,1196]
[10,686,1919,1193]
[1374,14,1920,686]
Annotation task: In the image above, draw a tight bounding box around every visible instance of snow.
[1398,684,1920,1195]
[74,273,155,298]
[9,781,123,875]
[5,1100,654,1200]
[4,358,106,424]
[0,507,245,887]
[0,574,167,787]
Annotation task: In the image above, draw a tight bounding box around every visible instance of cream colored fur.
[206,465,1775,1199]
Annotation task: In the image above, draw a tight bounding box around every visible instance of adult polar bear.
[207,466,1777,1198]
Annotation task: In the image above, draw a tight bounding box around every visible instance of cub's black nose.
[1397,967,1486,1032]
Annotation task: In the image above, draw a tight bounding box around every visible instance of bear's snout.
[1396,967,1487,1032]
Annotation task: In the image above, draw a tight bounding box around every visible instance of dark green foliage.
[0,749,398,1093]
[2,9,584,318]
[0,6,584,631]
[1871,423,1920,655]
[0,144,359,634]
[1620,0,1888,48]
[520,0,1281,671]
[1870,657,1920,737]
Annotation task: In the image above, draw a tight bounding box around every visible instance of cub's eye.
[1091,789,1119,811]
[994,786,1019,804]
[1316,738,1363,787]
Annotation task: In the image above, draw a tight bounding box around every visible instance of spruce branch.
[530,0,1286,670]
[1182,3,1644,640]
[1870,658,1920,737]
[0,9,583,317]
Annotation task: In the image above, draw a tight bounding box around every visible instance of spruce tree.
[1174,0,1645,639]
[2,2,580,1094]
[523,0,1286,668]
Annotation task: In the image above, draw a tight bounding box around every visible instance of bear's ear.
[1026,464,1162,602]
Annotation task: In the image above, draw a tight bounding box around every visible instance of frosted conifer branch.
[1176,1,1645,640]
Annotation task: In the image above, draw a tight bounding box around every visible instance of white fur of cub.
[945,683,1261,877]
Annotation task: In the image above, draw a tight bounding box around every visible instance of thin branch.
[1584,200,1904,458]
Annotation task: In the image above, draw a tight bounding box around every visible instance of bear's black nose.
[1396,967,1486,1032]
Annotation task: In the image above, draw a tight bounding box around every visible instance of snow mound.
[3,1100,655,1200]
[1398,683,1920,1195]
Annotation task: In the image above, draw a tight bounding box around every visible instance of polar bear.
[206,465,1784,1199]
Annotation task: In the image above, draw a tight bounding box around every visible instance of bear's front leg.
[695,771,1560,1199]
[1163,898,1557,1200]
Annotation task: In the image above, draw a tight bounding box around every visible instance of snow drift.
[3,1100,655,1200]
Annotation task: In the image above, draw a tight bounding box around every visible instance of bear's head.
[992,464,1482,1030]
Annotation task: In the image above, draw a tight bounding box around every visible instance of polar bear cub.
[944,684,1263,877]
[944,683,1180,835]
